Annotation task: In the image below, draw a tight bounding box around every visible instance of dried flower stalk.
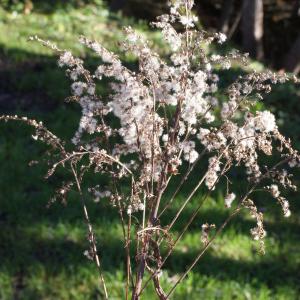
[2,1,300,299]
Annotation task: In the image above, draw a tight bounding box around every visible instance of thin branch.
[158,148,207,218]
[165,184,257,298]
[137,161,230,296]
[166,206,241,298]
[71,163,109,299]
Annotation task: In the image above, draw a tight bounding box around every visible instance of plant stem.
[71,163,108,300]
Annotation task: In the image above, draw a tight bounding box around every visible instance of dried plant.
[2,0,300,299]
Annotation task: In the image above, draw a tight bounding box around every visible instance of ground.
[0,2,299,299]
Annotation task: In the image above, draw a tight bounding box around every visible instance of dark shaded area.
[1,119,299,297]
[0,122,299,284]
[0,45,70,112]
[1,46,299,142]
[106,0,300,72]
[0,185,299,293]
[2,1,300,71]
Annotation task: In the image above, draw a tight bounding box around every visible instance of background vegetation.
[0,1,299,299]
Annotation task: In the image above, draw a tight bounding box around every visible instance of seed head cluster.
[2,0,300,298]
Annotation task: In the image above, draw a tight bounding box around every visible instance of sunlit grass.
[0,1,299,299]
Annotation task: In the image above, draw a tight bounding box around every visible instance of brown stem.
[149,239,167,300]
[166,184,257,298]
[152,275,167,300]
[166,147,232,233]
[126,209,132,300]
[145,261,167,300]
[138,161,231,296]
[158,148,207,218]
[166,207,241,298]
[132,237,148,300]
[71,163,108,299]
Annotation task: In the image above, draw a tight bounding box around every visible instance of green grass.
[0,2,163,106]
[1,124,299,299]
[0,2,300,299]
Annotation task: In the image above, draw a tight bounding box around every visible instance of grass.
[0,1,300,299]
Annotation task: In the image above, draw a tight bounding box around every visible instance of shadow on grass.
[1,119,300,298]
[0,183,299,289]
[0,44,138,114]
[0,44,300,297]
[0,217,299,292]
[160,200,300,236]
[166,250,300,290]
